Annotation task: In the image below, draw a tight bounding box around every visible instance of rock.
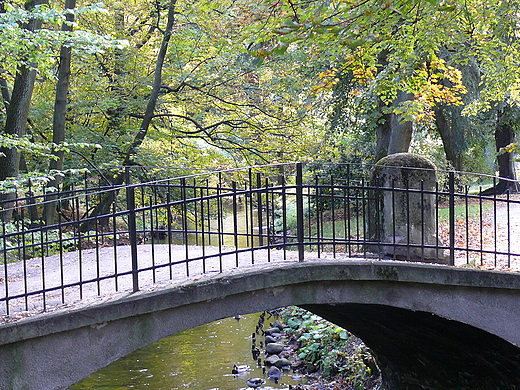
[265,335,278,344]
[267,366,282,382]
[271,319,285,329]
[264,355,280,366]
[264,327,281,335]
[265,342,284,355]
[273,357,291,369]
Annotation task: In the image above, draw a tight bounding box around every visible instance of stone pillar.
[369,153,447,264]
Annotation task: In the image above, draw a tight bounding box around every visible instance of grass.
[303,201,494,241]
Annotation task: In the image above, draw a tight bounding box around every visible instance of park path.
[0,244,314,322]
[454,196,520,270]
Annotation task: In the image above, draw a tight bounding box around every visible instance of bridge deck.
[2,237,520,325]
[0,244,310,322]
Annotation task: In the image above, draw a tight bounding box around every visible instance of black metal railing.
[1,163,519,318]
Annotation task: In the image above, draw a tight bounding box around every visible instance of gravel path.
[0,244,311,321]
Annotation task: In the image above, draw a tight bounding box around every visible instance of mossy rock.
[375,153,436,170]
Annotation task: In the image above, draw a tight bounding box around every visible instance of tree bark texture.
[44,0,76,225]
[433,55,481,171]
[481,108,519,195]
[0,0,47,222]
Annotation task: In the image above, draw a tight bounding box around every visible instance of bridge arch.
[2,260,520,390]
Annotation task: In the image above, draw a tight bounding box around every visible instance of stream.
[69,313,305,390]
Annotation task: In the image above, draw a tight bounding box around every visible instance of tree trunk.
[434,55,480,172]
[0,0,47,222]
[481,108,519,195]
[387,91,414,155]
[374,51,413,161]
[81,0,178,231]
[375,91,413,161]
[434,105,464,171]
[44,0,76,225]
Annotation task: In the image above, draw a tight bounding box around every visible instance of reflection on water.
[69,313,303,390]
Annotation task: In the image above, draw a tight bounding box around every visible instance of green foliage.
[0,167,91,194]
[0,222,76,262]
[282,307,377,388]
[0,2,127,73]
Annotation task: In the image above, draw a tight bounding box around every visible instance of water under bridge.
[1,161,520,390]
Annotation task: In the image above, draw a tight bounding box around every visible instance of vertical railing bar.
[154,186,160,248]
[181,178,190,277]
[2,215,10,315]
[232,181,239,267]
[166,190,173,280]
[392,181,396,260]
[361,177,367,258]
[435,181,440,263]
[193,178,199,247]
[421,180,425,261]
[271,178,277,256]
[217,177,223,272]
[406,184,410,261]
[149,196,156,284]
[95,213,100,296]
[296,163,305,262]
[249,169,255,264]
[57,206,65,304]
[281,179,287,260]
[265,178,271,263]
[374,182,381,260]
[112,193,119,291]
[244,179,250,248]
[256,172,263,248]
[125,168,139,293]
[315,176,321,258]
[507,191,511,268]
[40,228,46,311]
[306,181,312,252]
[200,187,206,273]
[21,207,29,311]
[448,171,455,266]
[331,175,336,258]
[75,196,83,300]
[465,185,469,265]
[479,186,483,266]
[493,177,497,267]
[206,178,212,247]
[71,181,77,255]
[346,165,352,257]
[140,184,146,244]
[342,183,348,256]
[356,180,361,254]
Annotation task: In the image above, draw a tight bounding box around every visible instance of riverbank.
[255,308,381,390]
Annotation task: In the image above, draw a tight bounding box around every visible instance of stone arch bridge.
[1,260,520,390]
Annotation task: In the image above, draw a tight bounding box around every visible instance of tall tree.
[0,0,48,221]
[44,0,77,224]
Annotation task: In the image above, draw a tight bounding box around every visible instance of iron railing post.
[257,172,263,247]
[448,171,455,266]
[296,163,305,262]
[125,167,139,292]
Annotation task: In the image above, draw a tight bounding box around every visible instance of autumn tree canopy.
[1,0,519,198]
